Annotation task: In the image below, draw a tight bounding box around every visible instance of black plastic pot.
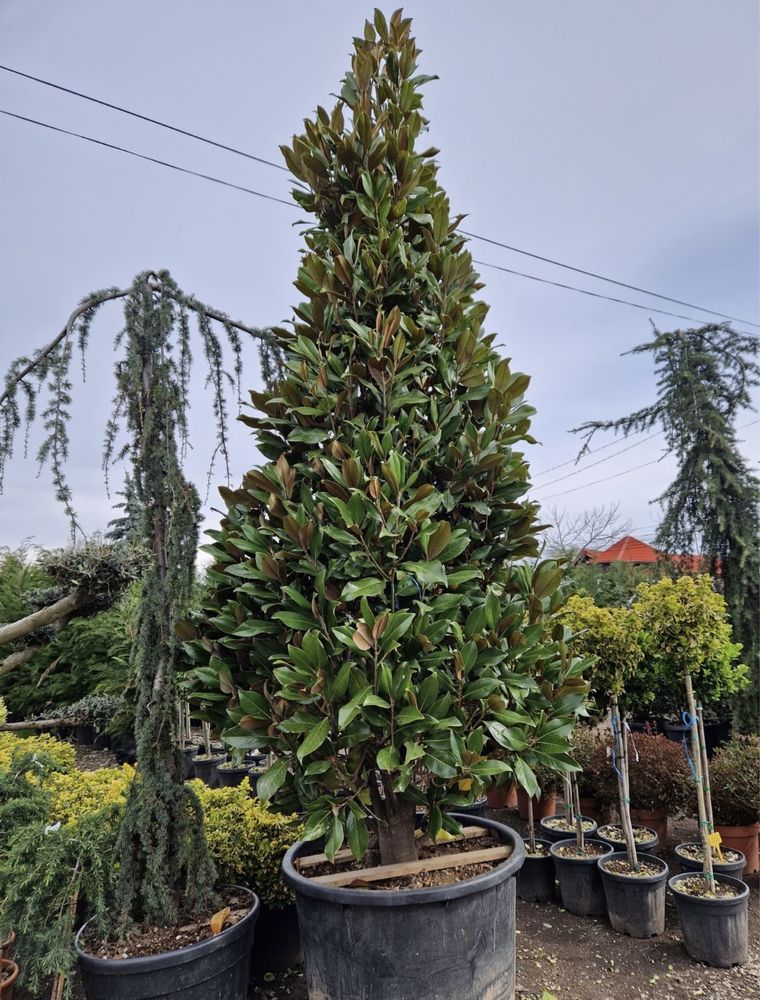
[598,852,668,937]
[596,825,659,855]
[516,839,555,903]
[550,838,614,917]
[663,721,689,744]
[448,795,488,819]
[93,732,112,751]
[282,813,524,1000]
[217,764,250,788]
[181,745,198,780]
[250,902,302,973]
[246,751,268,768]
[674,842,746,878]
[75,886,259,999]
[112,734,137,765]
[193,753,227,787]
[669,872,749,967]
[74,723,96,746]
[702,719,731,758]
[540,814,598,844]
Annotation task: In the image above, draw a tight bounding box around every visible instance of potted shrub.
[549,775,612,917]
[192,781,304,973]
[707,735,760,875]
[186,13,590,999]
[571,725,607,822]
[539,773,597,844]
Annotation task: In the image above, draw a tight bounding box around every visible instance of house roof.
[580,535,707,572]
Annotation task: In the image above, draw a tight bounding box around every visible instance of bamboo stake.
[618,705,639,869]
[563,775,573,826]
[571,774,585,853]
[527,792,536,854]
[684,671,714,890]
[202,721,212,757]
[696,704,715,837]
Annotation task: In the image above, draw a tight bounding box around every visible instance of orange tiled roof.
[580,535,707,571]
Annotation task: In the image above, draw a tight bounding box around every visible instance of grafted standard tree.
[0,270,279,929]
[574,323,760,731]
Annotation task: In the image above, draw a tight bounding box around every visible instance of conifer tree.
[188,10,588,865]
[0,270,278,927]
[575,323,759,731]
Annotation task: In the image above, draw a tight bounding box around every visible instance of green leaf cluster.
[186,10,589,859]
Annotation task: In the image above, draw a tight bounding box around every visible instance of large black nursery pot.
[550,839,613,917]
[596,825,659,855]
[516,839,555,903]
[539,814,598,844]
[598,852,668,937]
[674,843,746,879]
[181,745,198,780]
[669,872,749,968]
[74,723,96,746]
[75,886,259,1000]
[282,813,524,1000]
[250,903,302,973]
[192,753,227,787]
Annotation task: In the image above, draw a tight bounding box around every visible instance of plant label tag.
[708,831,724,861]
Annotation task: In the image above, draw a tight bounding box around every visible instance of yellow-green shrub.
[45,764,135,825]
[0,733,76,775]
[190,779,303,909]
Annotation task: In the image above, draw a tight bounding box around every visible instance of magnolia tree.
[187,9,589,865]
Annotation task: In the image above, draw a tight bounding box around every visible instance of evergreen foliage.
[186,10,589,865]
[574,323,759,731]
[0,270,280,931]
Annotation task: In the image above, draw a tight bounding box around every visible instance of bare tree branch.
[544,503,633,563]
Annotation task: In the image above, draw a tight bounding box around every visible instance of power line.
[536,457,666,501]
[0,63,288,173]
[2,61,757,330]
[532,430,650,477]
[473,258,755,332]
[0,109,294,208]
[463,230,758,328]
[532,431,662,492]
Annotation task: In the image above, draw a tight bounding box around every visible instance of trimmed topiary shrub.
[708,735,760,827]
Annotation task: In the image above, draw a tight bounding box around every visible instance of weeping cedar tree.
[574,323,760,732]
[0,270,280,928]
[186,9,590,866]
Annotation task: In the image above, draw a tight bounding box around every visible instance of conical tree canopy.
[188,9,587,862]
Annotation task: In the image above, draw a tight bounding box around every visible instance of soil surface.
[602,858,664,877]
[554,841,609,858]
[598,824,657,843]
[544,817,596,832]
[81,891,252,960]
[73,745,117,770]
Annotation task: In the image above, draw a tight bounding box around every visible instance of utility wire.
[0,109,294,208]
[532,431,662,492]
[2,61,757,329]
[6,104,756,335]
[532,430,650,477]
[463,230,758,328]
[472,259,755,332]
[0,63,288,173]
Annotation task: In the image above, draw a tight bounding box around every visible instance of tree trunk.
[684,671,714,888]
[370,777,418,865]
[0,643,41,678]
[0,589,85,646]
[0,717,74,731]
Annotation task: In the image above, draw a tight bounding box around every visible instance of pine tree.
[575,323,759,731]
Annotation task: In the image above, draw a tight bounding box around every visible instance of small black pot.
[516,839,555,903]
[250,902,302,973]
[597,824,659,855]
[93,731,112,751]
[193,753,227,787]
[669,872,749,967]
[246,751,268,768]
[674,842,746,878]
[550,839,614,917]
[112,734,137,765]
[181,745,198,780]
[540,814,598,844]
[74,723,96,746]
[217,764,250,788]
[663,721,689,744]
[598,852,668,937]
[702,719,731,758]
[247,768,267,796]
[450,795,488,818]
[76,886,259,999]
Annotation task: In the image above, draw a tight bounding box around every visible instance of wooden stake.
[527,791,537,854]
[297,826,486,871]
[684,671,714,890]
[309,845,511,887]
[612,699,638,869]
[563,775,573,826]
[571,774,585,853]
[696,704,715,835]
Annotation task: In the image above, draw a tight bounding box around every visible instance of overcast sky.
[1,0,758,552]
